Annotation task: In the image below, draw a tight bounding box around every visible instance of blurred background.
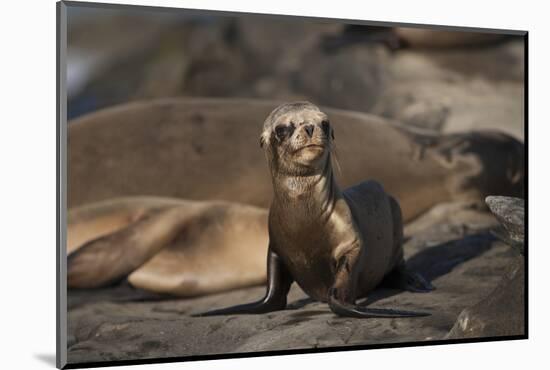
[67,5,525,139]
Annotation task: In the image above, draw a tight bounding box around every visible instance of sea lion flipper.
[327,297,430,318]
[328,262,430,318]
[68,205,206,289]
[193,247,293,317]
[192,298,280,317]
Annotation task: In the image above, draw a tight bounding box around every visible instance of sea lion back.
[343,180,403,291]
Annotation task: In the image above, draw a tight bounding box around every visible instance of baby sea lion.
[198,102,433,318]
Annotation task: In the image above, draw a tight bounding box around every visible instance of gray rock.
[292,44,390,112]
[67,335,77,348]
[485,196,525,254]
[445,196,525,339]
[446,256,524,339]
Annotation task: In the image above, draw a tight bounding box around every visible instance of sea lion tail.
[328,299,429,318]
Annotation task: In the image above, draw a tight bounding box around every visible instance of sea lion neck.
[271,155,338,217]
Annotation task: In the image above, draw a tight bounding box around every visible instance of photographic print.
[57,1,527,368]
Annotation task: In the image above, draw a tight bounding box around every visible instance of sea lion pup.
[198,102,433,318]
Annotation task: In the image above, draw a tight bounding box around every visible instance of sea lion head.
[260,102,335,176]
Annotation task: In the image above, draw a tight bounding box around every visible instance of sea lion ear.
[331,130,335,140]
[260,136,265,148]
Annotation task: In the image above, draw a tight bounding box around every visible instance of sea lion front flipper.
[327,284,430,318]
[193,247,293,317]
[328,252,430,318]
[328,296,430,318]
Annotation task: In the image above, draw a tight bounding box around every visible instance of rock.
[67,335,77,348]
[180,19,253,97]
[486,196,525,254]
[67,7,183,99]
[371,38,525,137]
[445,195,525,339]
[446,256,524,339]
[234,17,343,76]
[67,202,521,365]
[294,44,390,112]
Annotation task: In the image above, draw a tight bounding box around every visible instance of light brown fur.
[67,197,268,296]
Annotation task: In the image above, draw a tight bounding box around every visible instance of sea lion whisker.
[331,145,343,177]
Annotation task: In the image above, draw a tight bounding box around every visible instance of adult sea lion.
[68,97,524,222]
[198,102,433,318]
[68,197,268,296]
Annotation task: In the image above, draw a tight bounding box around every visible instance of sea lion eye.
[321,120,330,135]
[275,123,295,141]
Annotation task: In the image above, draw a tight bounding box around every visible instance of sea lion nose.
[304,124,314,138]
